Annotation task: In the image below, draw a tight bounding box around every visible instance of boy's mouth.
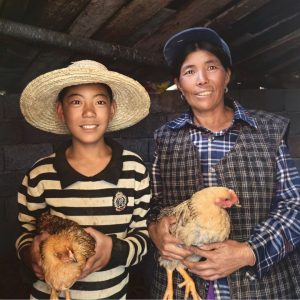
[80,124,98,129]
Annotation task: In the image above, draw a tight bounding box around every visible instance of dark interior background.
[0,0,299,299]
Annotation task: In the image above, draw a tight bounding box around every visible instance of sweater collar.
[54,138,123,189]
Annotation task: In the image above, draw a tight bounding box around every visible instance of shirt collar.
[167,98,258,130]
[54,137,123,189]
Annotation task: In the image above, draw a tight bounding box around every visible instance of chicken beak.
[229,189,242,207]
[68,249,77,263]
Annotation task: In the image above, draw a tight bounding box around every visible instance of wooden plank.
[93,0,173,43]
[134,0,232,51]
[226,0,300,42]
[234,22,300,64]
[0,0,31,21]
[204,0,272,32]
[68,0,127,37]
[239,38,300,72]
[24,0,90,31]
[17,0,127,91]
[266,52,300,74]
[126,8,176,46]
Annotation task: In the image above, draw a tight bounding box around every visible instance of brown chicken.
[37,213,96,300]
[158,186,240,300]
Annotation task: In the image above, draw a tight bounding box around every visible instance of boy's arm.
[109,166,151,268]
[16,172,47,274]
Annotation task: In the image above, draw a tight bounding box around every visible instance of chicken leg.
[50,288,71,300]
[65,289,71,300]
[162,269,174,300]
[50,288,58,300]
[176,267,202,300]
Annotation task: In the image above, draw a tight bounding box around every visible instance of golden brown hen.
[158,186,240,300]
[37,213,96,300]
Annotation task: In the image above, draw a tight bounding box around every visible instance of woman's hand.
[148,216,192,261]
[80,227,113,279]
[183,240,256,280]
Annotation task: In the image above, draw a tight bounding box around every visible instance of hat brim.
[20,63,150,134]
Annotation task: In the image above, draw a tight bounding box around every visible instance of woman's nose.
[196,70,208,85]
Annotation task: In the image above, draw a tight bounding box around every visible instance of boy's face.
[56,83,116,145]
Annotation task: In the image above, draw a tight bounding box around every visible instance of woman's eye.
[184,69,194,75]
[208,65,217,71]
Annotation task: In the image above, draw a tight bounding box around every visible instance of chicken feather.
[158,186,240,300]
[37,213,96,300]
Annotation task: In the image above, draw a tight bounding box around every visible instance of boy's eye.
[97,100,106,105]
[70,99,81,105]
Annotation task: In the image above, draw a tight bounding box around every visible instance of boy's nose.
[82,103,96,117]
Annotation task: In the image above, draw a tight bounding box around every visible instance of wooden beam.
[235,27,300,65]
[68,0,127,37]
[204,0,271,32]
[0,18,163,66]
[93,0,173,43]
[24,0,90,31]
[135,0,232,51]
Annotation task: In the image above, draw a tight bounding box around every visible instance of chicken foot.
[176,267,202,300]
[162,269,174,300]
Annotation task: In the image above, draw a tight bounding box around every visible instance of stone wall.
[0,89,299,298]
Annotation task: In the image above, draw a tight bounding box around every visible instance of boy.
[16,60,151,299]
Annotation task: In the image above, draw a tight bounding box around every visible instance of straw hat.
[20,60,150,134]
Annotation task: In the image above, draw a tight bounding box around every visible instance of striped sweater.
[15,138,151,299]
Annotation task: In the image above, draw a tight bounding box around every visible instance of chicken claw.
[176,267,202,300]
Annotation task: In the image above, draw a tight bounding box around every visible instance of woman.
[147,27,300,299]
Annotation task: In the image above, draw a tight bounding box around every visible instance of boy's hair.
[57,83,114,103]
[170,41,232,79]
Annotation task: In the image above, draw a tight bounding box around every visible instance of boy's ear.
[110,101,117,121]
[56,102,65,122]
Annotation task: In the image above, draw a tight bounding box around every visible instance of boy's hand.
[21,232,49,280]
[80,227,113,279]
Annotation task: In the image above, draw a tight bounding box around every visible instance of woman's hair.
[57,83,113,103]
[170,41,232,78]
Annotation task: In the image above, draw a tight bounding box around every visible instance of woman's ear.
[174,78,181,92]
[56,101,65,122]
[225,69,231,86]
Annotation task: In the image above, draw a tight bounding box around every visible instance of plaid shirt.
[151,101,300,299]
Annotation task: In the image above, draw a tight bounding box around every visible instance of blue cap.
[163,27,232,67]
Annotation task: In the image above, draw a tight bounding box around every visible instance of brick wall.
[0,89,299,298]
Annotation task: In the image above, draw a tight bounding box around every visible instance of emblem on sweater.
[113,191,128,212]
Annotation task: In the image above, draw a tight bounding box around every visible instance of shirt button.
[209,167,215,173]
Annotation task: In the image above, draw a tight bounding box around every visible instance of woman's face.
[175,49,231,114]
[56,83,116,146]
